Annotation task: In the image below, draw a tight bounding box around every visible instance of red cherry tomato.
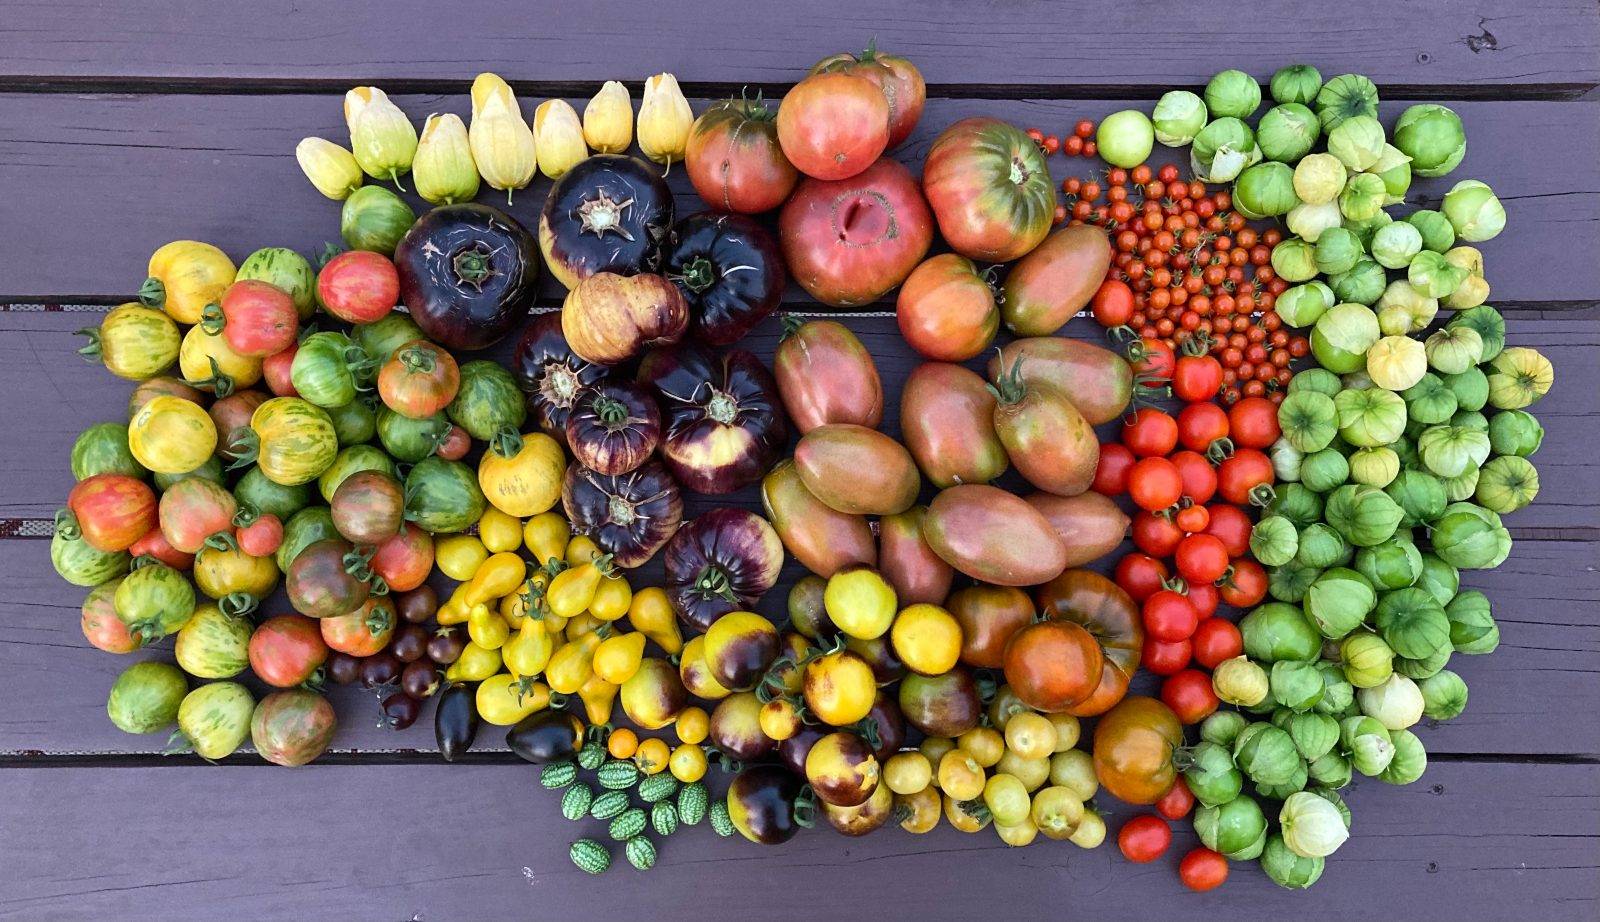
[1203,504,1254,558]
[1143,590,1199,643]
[1092,278,1135,328]
[1179,847,1229,892]
[1169,450,1218,506]
[1192,618,1244,669]
[1175,533,1230,584]
[1215,448,1275,506]
[1128,457,1183,512]
[1129,335,1175,383]
[1122,408,1179,458]
[1173,503,1210,535]
[1219,559,1269,608]
[1115,553,1169,603]
[1118,815,1173,864]
[1227,396,1281,450]
[1092,443,1137,496]
[1160,668,1220,724]
[1142,636,1192,676]
[1132,511,1183,558]
[1154,776,1196,821]
[1176,402,1230,455]
[1186,580,1220,620]
[1172,352,1224,403]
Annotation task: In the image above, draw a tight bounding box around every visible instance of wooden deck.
[0,2,1596,918]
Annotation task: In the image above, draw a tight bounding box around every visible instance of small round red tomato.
[1215,448,1274,506]
[212,280,298,358]
[776,71,889,181]
[1154,776,1195,820]
[1142,636,1191,676]
[1176,402,1230,455]
[1131,511,1183,558]
[1202,505,1254,558]
[236,513,283,558]
[1121,408,1178,458]
[1185,580,1220,619]
[1175,534,1230,584]
[1219,559,1268,608]
[435,425,471,461]
[1117,815,1172,864]
[262,345,299,397]
[1192,617,1244,668]
[1127,457,1182,512]
[317,251,399,324]
[1128,336,1174,383]
[1115,553,1169,603]
[1142,590,1198,643]
[1169,450,1217,505]
[1173,503,1210,534]
[1092,443,1137,496]
[1092,278,1135,328]
[1172,351,1224,403]
[1179,847,1229,892]
[1227,396,1281,450]
[1160,669,1219,724]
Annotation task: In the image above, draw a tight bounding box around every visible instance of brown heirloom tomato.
[779,158,932,307]
[793,423,920,517]
[922,484,1066,587]
[772,319,883,434]
[811,42,926,148]
[776,72,889,181]
[897,669,981,737]
[987,336,1135,426]
[899,362,1008,488]
[760,461,876,577]
[989,359,1099,497]
[1035,569,1143,717]
[1002,620,1103,713]
[878,507,954,606]
[922,117,1055,262]
[1024,492,1130,568]
[1092,695,1182,805]
[947,585,1033,668]
[896,254,1000,361]
[999,224,1113,336]
[685,94,799,214]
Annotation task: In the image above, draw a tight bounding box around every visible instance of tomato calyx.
[575,190,637,241]
[137,275,166,308]
[198,301,227,336]
[218,590,259,620]
[1204,436,1235,465]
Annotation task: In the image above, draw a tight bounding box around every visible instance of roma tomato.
[1118,815,1173,863]
[1175,533,1230,584]
[1026,492,1130,568]
[1093,696,1183,805]
[317,251,399,324]
[1000,224,1113,336]
[1202,504,1254,557]
[207,280,298,358]
[1215,448,1274,506]
[1155,777,1196,821]
[1219,559,1268,608]
[1172,348,1225,404]
[895,254,999,361]
[899,362,1007,488]
[776,71,888,181]
[1170,451,1218,506]
[248,614,328,688]
[1121,408,1178,458]
[1176,402,1231,456]
[1092,443,1136,496]
[1142,636,1191,676]
[779,158,932,307]
[987,337,1135,426]
[69,474,158,553]
[1091,278,1134,328]
[1160,669,1219,724]
[1143,590,1198,643]
[1191,617,1243,668]
[922,484,1067,587]
[1114,553,1168,603]
[773,319,883,435]
[1179,847,1230,892]
[1127,457,1182,512]
[989,360,1098,497]
[685,94,799,214]
[1227,396,1281,450]
[1001,620,1104,713]
[922,117,1055,263]
[1131,511,1182,558]
[811,43,926,147]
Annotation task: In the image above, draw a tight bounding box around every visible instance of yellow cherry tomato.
[897,788,941,833]
[634,737,671,775]
[758,697,801,742]
[478,431,565,518]
[445,641,502,682]
[467,607,510,650]
[144,240,236,326]
[477,507,523,553]
[957,726,1005,768]
[1049,749,1098,802]
[669,743,707,783]
[546,556,611,620]
[502,617,553,677]
[884,751,933,795]
[987,684,1031,730]
[566,534,602,565]
[627,586,682,655]
[944,793,990,833]
[983,773,1032,827]
[608,727,639,759]
[461,552,526,609]
[475,674,549,725]
[997,750,1051,792]
[564,611,603,639]
[179,324,261,393]
[919,737,956,773]
[1030,786,1084,841]
[589,572,632,621]
[1069,808,1107,849]
[522,512,570,568]
[823,566,898,639]
[1047,713,1082,752]
[435,534,488,581]
[937,749,986,801]
[128,395,218,475]
[1005,711,1059,761]
[576,673,618,726]
[592,631,646,685]
[996,818,1039,847]
[674,706,709,745]
[890,603,963,675]
[546,626,607,694]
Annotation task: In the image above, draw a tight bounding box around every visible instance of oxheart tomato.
[779,158,932,308]
[1002,620,1103,713]
[811,43,926,148]
[989,362,1098,497]
[922,484,1067,587]
[1160,668,1219,724]
[248,614,329,688]
[1094,696,1183,805]
[922,117,1054,262]
[317,250,398,324]
[896,254,999,361]
[1034,569,1143,717]
[1024,492,1130,568]
[776,71,888,181]
[987,337,1134,426]
[685,94,798,214]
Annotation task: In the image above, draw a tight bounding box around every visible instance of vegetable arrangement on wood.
[59,48,1551,892]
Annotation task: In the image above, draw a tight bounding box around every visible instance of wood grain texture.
[0,94,1596,302]
[0,760,1594,921]
[1,0,1595,92]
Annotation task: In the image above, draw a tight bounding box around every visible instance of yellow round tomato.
[898,788,941,833]
[1068,808,1106,849]
[823,566,897,639]
[996,818,1039,847]
[475,674,549,725]
[1030,785,1085,841]
[890,603,963,675]
[608,728,639,759]
[919,736,956,771]
[937,748,986,801]
[1004,711,1059,761]
[248,397,337,486]
[129,394,217,474]
[675,707,709,745]
[670,743,708,783]
[983,773,1032,827]
[635,737,671,775]
[566,534,601,565]
[802,650,876,725]
[435,534,488,581]
[1049,749,1098,801]
[957,726,1004,768]
[145,240,236,326]
[997,750,1051,791]
[85,303,181,381]
[180,324,262,393]
[944,793,990,833]
[1048,713,1082,752]
[592,631,646,685]
[884,751,933,795]
[478,431,565,517]
[476,507,523,553]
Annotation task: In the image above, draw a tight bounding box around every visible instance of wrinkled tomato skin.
[778,159,932,308]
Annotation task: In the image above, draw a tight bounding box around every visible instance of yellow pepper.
[627,586,683,656]
[436,583,472,625]
[435,533,488,581]
[546,624,609,694]
[523,512,570,567]
[590,572,632,622]
[295,137,363,200]
[592,631,646,685]
[445,640,502,682]
[467,606,510,650]
[476,674,551,726]
[502,617,554,678]
[142,240,236,326]
[582,80,633,153]
[546,555,612,620]
[461,552,527,609]
[476,507,523,554]
[577,673,619,726]
[566,535,602,566]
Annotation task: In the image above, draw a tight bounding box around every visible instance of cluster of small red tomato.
[1089,349,1285,890]
[1025,118,1100,168]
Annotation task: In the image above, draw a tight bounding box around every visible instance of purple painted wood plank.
[0,760,1593,920]
[0,94,1596,302]
[2,0,1595,90]
[5,533,1595,757]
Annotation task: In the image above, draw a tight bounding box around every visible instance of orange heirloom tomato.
[1092,695,1183,806]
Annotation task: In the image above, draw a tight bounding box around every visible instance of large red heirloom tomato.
[779,158,932,308]
[810,43,926,148]
[776,72,888,181]
[685,95,799,214]
[922,117,1055,262]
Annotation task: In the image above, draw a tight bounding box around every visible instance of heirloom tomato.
[142,240,236,326]
[1003,620,1104,713]
[79,303,181,381]
[779,158,932,307]
[1093,696,1183,805]
[811,41,926,147]
[989,358,1098,496]
[922,484,1067,587]
[378,341,459,420]
[922,117,1054,262]
[1000,224,1113,335]
[685,94,799,214]
[248,614,329,688]
[772,319,883,434]
[317,250,399,324]
[896,253,999,362]
[68,473,157,553]
[899,362,1008,487]
[987,337,1134,426]
[1035,569,1144,716]
[206,280,298,358]
[775,71,889,181]
[128,395,218,475]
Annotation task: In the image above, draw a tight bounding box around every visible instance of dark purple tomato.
[402,660,440,699]
[395,585,438,624]
[381,691,422,730]
[360,651,403,688]
[326,651,362,686]
[391,623,430,663]
[427,626,466,665]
